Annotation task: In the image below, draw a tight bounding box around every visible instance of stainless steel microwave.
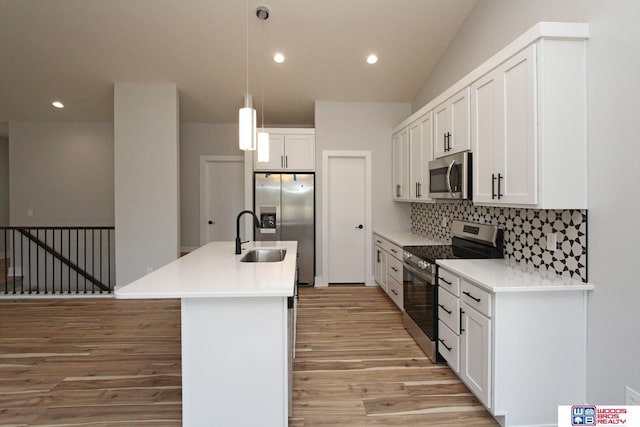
[428,151,471,200]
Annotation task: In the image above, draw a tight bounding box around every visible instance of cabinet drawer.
[373,234,389,252]
[387,255,403,284]
[461,280,492,317]
[438,320,459,373]
[387,276,403,310]
[387,242,403,261]
[438,268,460,296]
[438,286,460,333]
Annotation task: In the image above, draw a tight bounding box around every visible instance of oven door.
[403,262,437,342]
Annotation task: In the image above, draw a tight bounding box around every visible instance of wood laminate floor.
[291,285,498,426]
[0,286,497,426]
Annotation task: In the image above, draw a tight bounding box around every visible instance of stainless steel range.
[402,220,503,362]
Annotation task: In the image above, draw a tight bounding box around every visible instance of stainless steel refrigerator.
[254,173,315,285]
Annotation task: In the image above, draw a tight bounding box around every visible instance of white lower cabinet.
[374,241,387,292]
[438,266,590,426]
[460,298,491,408]
[373,233,403,310]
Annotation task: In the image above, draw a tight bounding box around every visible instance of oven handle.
[403,263,435,284]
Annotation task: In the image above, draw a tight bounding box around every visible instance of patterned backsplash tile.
[411,201,588,282]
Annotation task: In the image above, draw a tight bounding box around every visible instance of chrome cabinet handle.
[497,173,503,199]
[391,289,398,296]
[439,277,451,285]
[391,266,399,272]
[460,309,465,334]
[281,155,284,168]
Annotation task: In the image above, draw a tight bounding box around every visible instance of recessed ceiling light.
[52,101,64,109]
[273,53,285,63]
[367,54,378,65]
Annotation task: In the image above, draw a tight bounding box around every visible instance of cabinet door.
[433,102,450,159]
[392,128,409,201]
[472,71,501,204]
[283,135,315,171]
[254,134,285,171]
[461,304,492,409]
[500,45,537,205]
[472,46,537,205]
[374,247,387,291]
[410,112,433,202]
[449,88,471,154]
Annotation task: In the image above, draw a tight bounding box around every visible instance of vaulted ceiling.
[0,0,476,126]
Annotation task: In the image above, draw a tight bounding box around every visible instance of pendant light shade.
[239,95,256,151]
[257,131,270,162]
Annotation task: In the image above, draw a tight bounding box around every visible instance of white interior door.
[327,155,367,284]
[200,156,244,245]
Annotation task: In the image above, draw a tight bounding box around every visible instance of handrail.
[16,228,110,292]
[1,226,115,295]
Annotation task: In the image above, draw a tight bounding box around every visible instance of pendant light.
[239,0,256,151]
[256,6,270,163]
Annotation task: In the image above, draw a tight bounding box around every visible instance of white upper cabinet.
[393,22,588,209]
[393,111,434,203]
[392,128,409,201]
[472,45,537,205]
[433,88,471,159]
[472,38,587,208]
[409,112,433,202]
[254,130,315,171]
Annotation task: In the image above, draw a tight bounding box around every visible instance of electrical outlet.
[546,233,557,251]
[27,208,34,217]
[626,386,640,405]
[441,217,448,227]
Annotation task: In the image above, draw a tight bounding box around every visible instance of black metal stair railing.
[0,227,115,295]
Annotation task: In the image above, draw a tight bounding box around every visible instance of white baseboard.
[181,246,199,254]
[314,276,328,287]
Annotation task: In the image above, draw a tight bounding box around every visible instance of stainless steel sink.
[240,248,287,263]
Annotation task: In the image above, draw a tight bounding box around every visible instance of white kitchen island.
[115,240,297,427]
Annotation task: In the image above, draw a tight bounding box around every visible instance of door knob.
[208,220,215,225]
[356,224,363,229]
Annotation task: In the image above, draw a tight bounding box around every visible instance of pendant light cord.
[260,18,265,130]
[245,0,249,105]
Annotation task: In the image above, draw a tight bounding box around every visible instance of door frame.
[320,150,372,287]
[199,155,244,246]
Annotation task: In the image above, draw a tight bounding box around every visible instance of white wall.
[114,83,179,286]
[314,101,411,284]
[411,0,640,404]
[8,122,114,226]
[0,136,9,225]
[180,123,243,249]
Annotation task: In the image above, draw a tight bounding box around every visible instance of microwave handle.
[446,159,455,195]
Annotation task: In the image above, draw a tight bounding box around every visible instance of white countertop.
[373,229,447,247]
[437,258,594,293]
[115,241,297,299]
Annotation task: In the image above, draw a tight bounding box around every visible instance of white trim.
[321,150,372,287]
[199,155,244,246]
[261,128,315,135]
[393,22,589,132]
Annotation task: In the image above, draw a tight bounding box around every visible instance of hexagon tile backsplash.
[411,201,588,282]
